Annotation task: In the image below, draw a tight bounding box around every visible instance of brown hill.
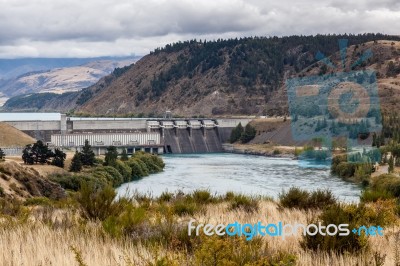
[77,38,400,117]
[0,123,36,147]
[4,35,400,117]
[0,161,65,200]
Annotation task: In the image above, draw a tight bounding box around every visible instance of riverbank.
[222,143,296,159]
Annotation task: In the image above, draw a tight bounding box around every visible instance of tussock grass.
[0,188,398,265]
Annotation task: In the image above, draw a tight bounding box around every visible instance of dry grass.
[0,122,35,147]
[0,200,397,265]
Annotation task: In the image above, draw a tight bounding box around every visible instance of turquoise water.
[116,153,361,202]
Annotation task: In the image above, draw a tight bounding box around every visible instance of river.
[116,153,361,202]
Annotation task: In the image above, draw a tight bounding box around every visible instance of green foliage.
[69,151,82,172]
[80,140,96,166]
[112,64,133,78]
[51,148,66,168]
[104,146,119,167]
[76,181,123,221]
[0,148,5,160]
[360,189,394,202]
[228,194,259,213]
[102,204,146,238]
[302,201,397,253]
[301,203,368,253]
[194,235,296,266]
[240,123,256,143]
[126,158,148,180]
[91,166,124,187]
[229,123,244,143]
[120,148,129,161]
[22,140,54,165]
[113,160,132,182]
[49,173,107,191]
[279,187,336,210]
[368,174,400,197]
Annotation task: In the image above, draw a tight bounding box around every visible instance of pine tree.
[104,146,119,166]
[229,123,244,143]
[69,151,82,172]
[120,148,129,161]
[0,148,5,160]
[51,148,66,168]
[240,124,257,143]
[372,132,377,147]
[389,155,394,173]
[81,139,96,166]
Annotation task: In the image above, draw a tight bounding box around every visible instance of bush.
[302,201,397,253]
[91,166,124,187]
[76,181,124,221]
[126,158,148,180]
[301,203,368,253]
[279,187,336,210]
[113,160,131,182]
[49,173,108,191]
[194,235,296,266]
[192,190,214,204]
[360,189,394,202]
[229,194,259,213]
[173,200,199,216]
[370,174,400,197]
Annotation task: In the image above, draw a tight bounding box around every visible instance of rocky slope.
[0,161,65,200]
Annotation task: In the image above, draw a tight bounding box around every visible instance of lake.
[116,153,361,202]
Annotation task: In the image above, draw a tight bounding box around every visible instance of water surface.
[117,153,361,202]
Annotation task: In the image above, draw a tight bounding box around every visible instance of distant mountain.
[3,34,400,116]
[0,56,139,79]
[0,58,137,97]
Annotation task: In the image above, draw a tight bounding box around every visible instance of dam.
[2,114,250,155]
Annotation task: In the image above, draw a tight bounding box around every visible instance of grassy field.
[0,187,397,266]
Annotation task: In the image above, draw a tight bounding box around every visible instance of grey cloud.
[0,0,398,58]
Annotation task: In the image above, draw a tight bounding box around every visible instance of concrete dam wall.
[163,128,224,153]
[4,115,251,154]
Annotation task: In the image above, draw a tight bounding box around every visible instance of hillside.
[0,161,65,200]
[4,34,400,116]
[0,123,35,147]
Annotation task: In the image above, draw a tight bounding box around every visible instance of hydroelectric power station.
[3,114,250,155]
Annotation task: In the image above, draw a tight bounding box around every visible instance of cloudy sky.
[0,0,399,58]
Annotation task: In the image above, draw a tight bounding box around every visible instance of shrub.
[102,204,147,238]
[173,200,199,216]
[114,160,131,182]
[49,173,108,191]
[273,149,281,155]
[360,189,394,202]
[194,235,296,266]
[301,203,369,253]
[229,194,259,213]
[192,190,214,204]
[126,159,147,180]
[279,187,310,209]
[370,174,400,197]
[158,191,173,202]
[76,181,124,221]
[302,201,397,254]
[91,166,124,187]
[279,187,336,210]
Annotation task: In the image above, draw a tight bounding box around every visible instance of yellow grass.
[0,200,398,265]
[0,122,35,147]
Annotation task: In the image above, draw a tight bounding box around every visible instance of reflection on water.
[116,153,361,202]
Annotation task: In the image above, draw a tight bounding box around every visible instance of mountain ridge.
[3,34,400,116]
